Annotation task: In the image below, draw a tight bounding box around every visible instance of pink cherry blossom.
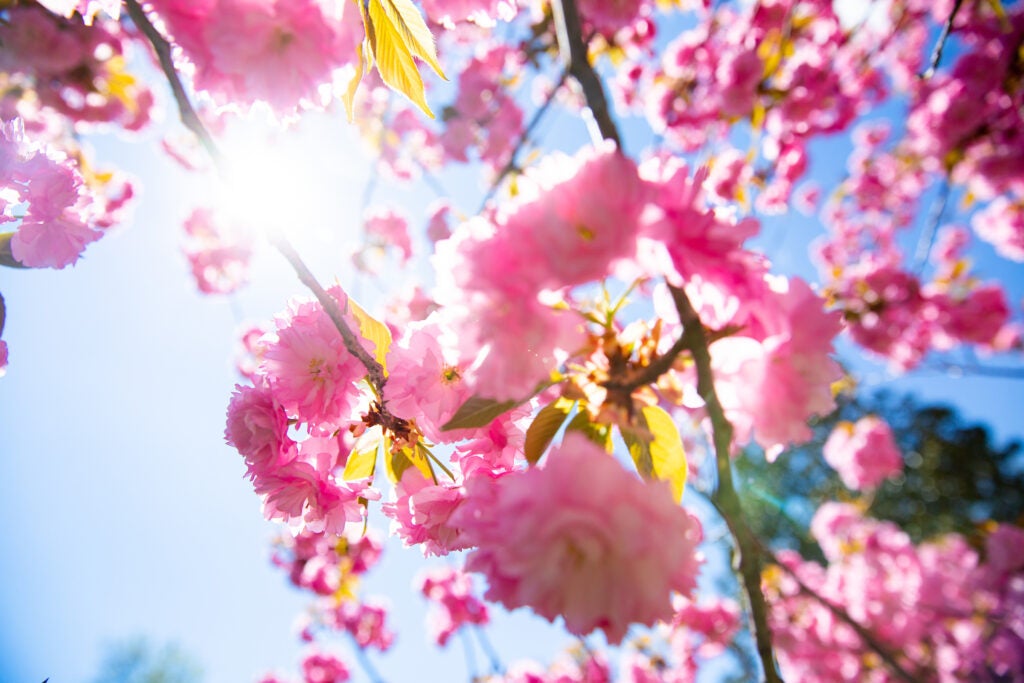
[300,650,350,683]
[181,207,252,295]
[260,296,366,432]
[453,432,703,643]
[381,468,469,556]
[322,599,395,652]
[823,416,903,490]
[0,340,7,378]
[225,383,297,475]
[418,566,490,646]
[148,0,352,113]
[363,207,413,264]
[384,318,473,442]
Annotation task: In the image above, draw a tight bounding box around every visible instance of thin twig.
[670,284,784,683]
[924,359,1024,379]
[273,236,387,394]
[124,0,221,163]
[478,68,569,211]
[550,0,621,147]
[127,0,389,399]
[458,628,479,682]
[921,0,966,79]
[349,633,388,683]
[913,176,950,272]
[472,625,504,675]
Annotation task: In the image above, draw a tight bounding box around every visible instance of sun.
[213,114,365,246]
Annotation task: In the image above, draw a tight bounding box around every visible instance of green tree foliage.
[736,392,1024,562]
[91,639,202,683]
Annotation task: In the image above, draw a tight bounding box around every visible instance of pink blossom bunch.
[488,652,613,683]
[417,565,489,646]
[224,290,384,534]
[0,4,153,129]
[362,206,413,264]
[0,120,119,269]
[260,293,374,433]
[453,433,703,643]
[906,8,1024,202]
[823,416,904,491]
[706,276,843,459]
[670,596,741,660]
[181,207,253,294]
[271,529,383,597]
[420,0,512,29]
[645,1,878,161]
[439,45,525,174]
[766,503,1024,682]
[320,598,395,652]
[576,0,650,37]
[435,143,650,400]
[638,155,767,330]
[973,196,1024,262]
[383,318,473,443]
[300,649,350,683]
[147,0,357,113]
[381,469,469,556]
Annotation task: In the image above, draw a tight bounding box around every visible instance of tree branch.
[126,0,390,400]
[921,0,965,79]
[124,0,221,163]
[669,284,783,683]
[550,0,621,147]
[273,236,388,394]
[913,176,950,273]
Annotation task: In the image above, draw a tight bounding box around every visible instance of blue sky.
[3,24,1024,683]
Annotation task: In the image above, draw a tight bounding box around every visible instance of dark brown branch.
[550,0,621,147]
[273,237,387,394]
[670,284,784,683]
[126,0,389,400]
[921,0,965,79]
[124,0,221,163]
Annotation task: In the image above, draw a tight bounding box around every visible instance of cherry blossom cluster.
[0,3,153,129]
[822,415,903,491]
[0,119,132,268]
[144,0,362,114]
[416,565,489,646]
[766,503,1024,682]
[181,207,253,294]
[257,649,351,683]
[224,290,381,536]
[265,529,392,681]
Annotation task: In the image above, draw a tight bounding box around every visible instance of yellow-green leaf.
[621,405,687,503]
[375,0,444,76]
[441,395,519,431]
[350,0,447,118]
[348,296,392,373]
[342,444,378,481]
[386,442,434,483]
[343,42,367,121]
[0,232,27,269]
[986,0,1008,22]
[524,398,574,465]
[565,410,614,453]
